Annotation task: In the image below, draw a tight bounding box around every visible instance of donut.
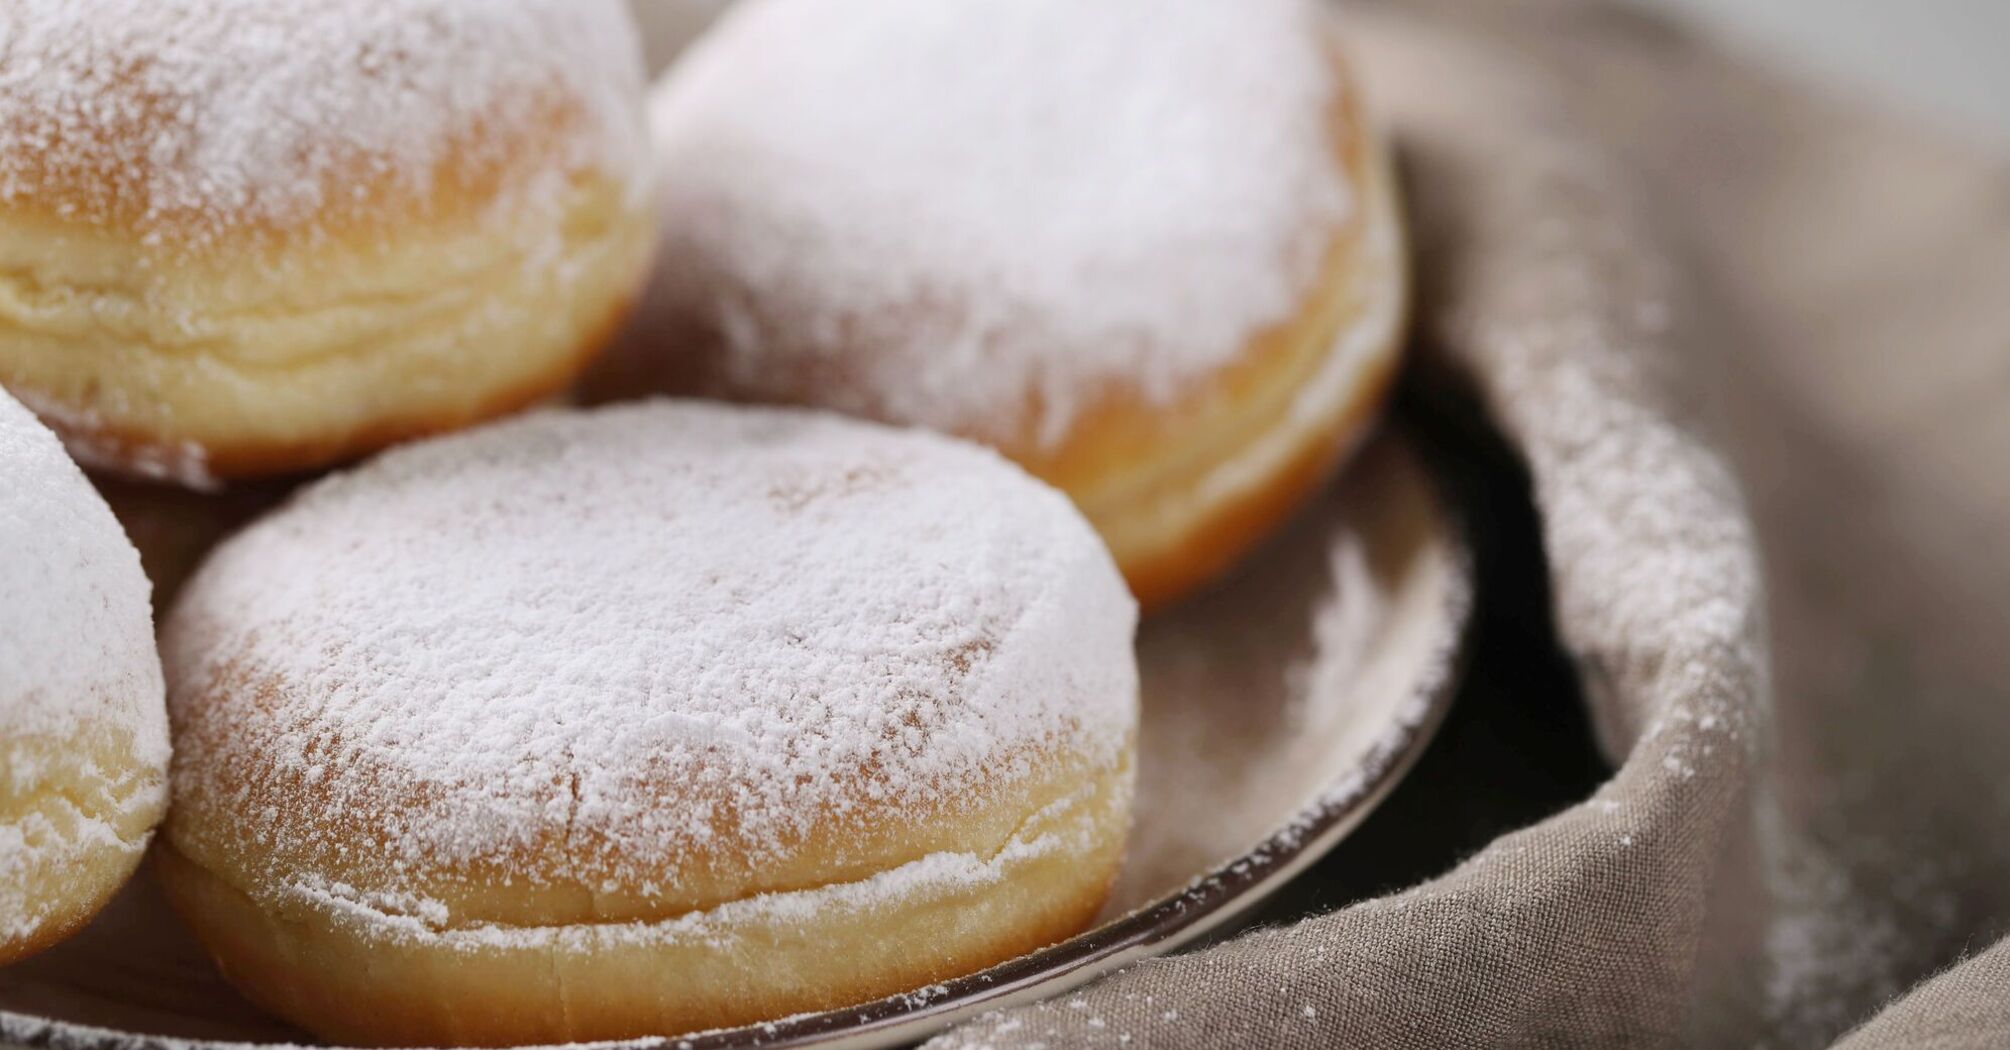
[0,0,656,487]
[156,402,1139,1046]
[0,386,169,964]
[596,0,1408,609]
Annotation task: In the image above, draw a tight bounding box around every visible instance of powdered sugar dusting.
[164,401,1137,919]
[0,0,648,248]
[0,386,165,756]
[0,386,167,938]
[286,784,1103,949]
[645,0,1352,448]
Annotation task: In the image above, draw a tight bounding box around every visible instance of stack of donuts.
[0,0,1407,1045]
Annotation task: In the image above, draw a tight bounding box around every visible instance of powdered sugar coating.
[0,389,163,741]
[164,402,1137,919]
[291,783,1103,950]
[645,0,1352,448]
[0,0,649,248]
[0,386,167,939]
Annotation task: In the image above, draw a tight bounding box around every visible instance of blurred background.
[632,1,2010,149]
[1629,0,2010,144]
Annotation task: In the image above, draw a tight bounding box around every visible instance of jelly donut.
[157,402,1138,1045]
[0,0,656,487]
[0,387,169,963]
[603,0,1408,608]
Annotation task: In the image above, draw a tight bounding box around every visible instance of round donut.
[0,0,656,487]
[596,0,1408,609]
[0,386,169,964]
[157,401,1139,1046]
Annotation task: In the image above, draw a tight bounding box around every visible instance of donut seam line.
[1,761,164,848]
[0,215,622,373]
[1187,137,1404,514]
[193,779,1106,946]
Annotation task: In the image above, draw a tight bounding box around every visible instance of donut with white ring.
[157,401,1139,1045]
[597,0,1408,609]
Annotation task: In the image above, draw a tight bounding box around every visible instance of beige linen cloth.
[931,2,2010,1046]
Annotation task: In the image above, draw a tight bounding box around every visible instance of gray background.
[631,1,2010,148]
[1627,0,2009,145]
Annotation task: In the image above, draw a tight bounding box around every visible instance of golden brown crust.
[1090,124,1408,610]
[2,90,584,254]
[157,748,1131,1046]
[998,50,1407,610]
[165,699,1112,931]
[34,279,638,486]
[1007,46,1385,484]
[0,1,656,487]
[0,167,653,485]
[1118,345,1401,612]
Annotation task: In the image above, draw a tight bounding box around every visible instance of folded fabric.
[934,2,2010,1046]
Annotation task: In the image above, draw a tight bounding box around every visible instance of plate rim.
[1,432,1472,1050]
